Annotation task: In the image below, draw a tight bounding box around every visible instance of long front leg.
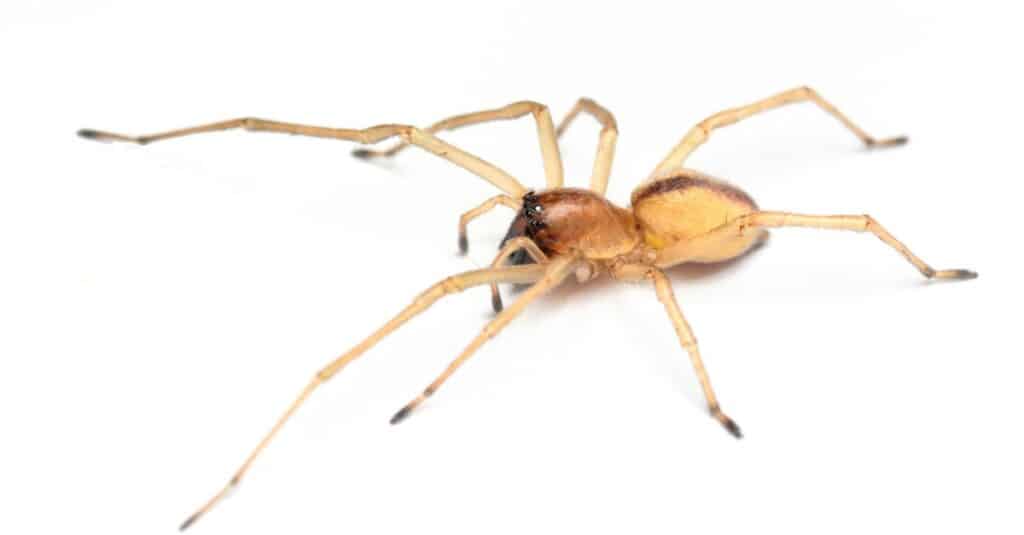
[78,118,529,197]
[555,97,618,195]
[176,264,546,531]
[350,101,566,189]
[653,86,907,175]
[389,255,579,424]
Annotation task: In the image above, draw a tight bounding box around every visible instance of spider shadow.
[349,153,402,173]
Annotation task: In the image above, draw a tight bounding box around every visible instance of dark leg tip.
[77,128,101,140]
[179,513,199,532]
[721,417,743,439]
[390,405,412,425]
[351,148,373,159]
[867,135,909,149]
[458,234,469,255]
[951,269,979,280]
[930,268,979,281]
[712,408,743,439]
[491,292,504,314]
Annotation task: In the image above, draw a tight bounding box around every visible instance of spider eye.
[533,205,543,213]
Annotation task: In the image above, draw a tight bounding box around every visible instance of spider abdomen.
[631,169,766,264]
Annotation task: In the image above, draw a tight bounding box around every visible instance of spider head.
[498,191,544,265]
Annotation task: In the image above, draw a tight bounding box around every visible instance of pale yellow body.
[630,169,767,267]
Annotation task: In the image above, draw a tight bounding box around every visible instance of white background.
[1,2,1020,534]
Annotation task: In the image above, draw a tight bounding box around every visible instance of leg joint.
[520,100,548,115]
[396,126,415,143]
[439,276,465,294]
[693,122,712,139]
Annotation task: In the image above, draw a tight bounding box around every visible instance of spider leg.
[176,264,546,531]
[458,194,522,254]
[77,118,528,197]
[607,264,740,437]
[487,236,550,313]
[653,86,908,176]
[657,210,977,280]
[554,98,618,195]
[389,254,579,425]
[349,101,565,189]
[646,268,741,438]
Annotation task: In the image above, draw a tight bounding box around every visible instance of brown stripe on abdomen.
[631,170,758,208]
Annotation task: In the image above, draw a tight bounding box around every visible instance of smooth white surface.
[1,2,1019,533]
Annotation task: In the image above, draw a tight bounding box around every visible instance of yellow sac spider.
[78,86,977,530]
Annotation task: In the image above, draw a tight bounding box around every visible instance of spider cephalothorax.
[78,89,975,531]
[505,188,641,262]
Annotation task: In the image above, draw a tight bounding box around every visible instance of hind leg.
[657,210,976,281]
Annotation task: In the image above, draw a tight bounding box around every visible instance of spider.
[78,86,977,530]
